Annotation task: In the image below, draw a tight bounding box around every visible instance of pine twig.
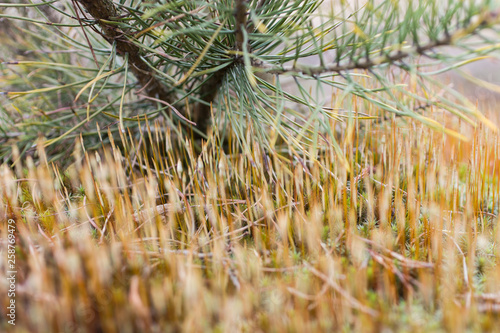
[76,0,179,119]
[191,0,250,134]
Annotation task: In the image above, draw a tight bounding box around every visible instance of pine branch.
[262,37,452,76]
[234,0,249,54]
[260,10,500,77]
[75,0,179,119]
[192,0,250,134]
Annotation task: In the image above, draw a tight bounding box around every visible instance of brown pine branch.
[234,0,249,54]
[75,0,179,120]
[191,0,250,134]
[260,10,500,76]
[260,37,452,76]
